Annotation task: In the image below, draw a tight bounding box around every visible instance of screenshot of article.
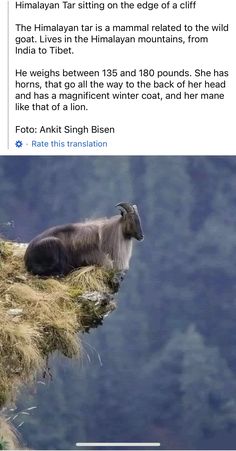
[0,2,236,450]
[0,0,235,152]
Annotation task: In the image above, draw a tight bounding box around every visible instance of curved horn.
[115,202,134,213]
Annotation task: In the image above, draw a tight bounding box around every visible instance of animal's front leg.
[111,270,127,292]
[86,250,113,269]
[102,254,114,270]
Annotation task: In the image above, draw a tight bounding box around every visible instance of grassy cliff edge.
[0,239,117,448]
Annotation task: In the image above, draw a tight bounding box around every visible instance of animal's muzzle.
[137,234,144,241]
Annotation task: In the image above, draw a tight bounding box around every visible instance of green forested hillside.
[1,156,236,449]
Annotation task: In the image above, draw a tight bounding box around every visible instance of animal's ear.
[133,205,138,213]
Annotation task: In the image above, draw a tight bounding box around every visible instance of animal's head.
[116,202,144,241]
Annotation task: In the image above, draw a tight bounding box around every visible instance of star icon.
[15,140,23,148]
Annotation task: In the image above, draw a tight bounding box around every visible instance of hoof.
[111,271,127,293]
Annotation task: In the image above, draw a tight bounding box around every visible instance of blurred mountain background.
[1,156,236,450]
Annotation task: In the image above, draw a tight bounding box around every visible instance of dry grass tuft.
[67,266,114,296]
[0,416,21,450]
[0,239,116,433]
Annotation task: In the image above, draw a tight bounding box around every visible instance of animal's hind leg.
[26,237,68,276]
